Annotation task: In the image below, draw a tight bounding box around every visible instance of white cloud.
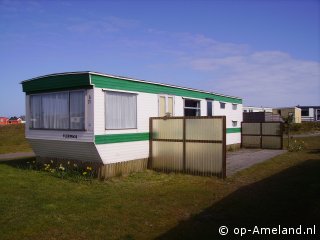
[169,34,320,107]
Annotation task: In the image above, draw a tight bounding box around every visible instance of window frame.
[105,90,138,130]
[158,94,175,117]
[184,98,201,116]
[207,100,213,116]
[232,120,238,127]
[29,90,86,131]
[220,102,226,109]
[301,109,309,117]
[232,104,237,110]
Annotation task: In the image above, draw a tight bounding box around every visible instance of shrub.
[288,139,306,152]
[26,160,97,182]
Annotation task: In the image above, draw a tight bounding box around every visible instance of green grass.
[0,137,319,239]
[289,122,320,134]
[0,124,32,154]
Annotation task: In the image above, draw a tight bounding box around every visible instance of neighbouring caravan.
[21,72,243,176]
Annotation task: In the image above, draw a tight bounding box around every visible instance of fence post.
[240,122,243,148]
[222,116,226,179]
[260,122,263,148]
[183,117,186,172]
[148,117,153,169]
[280,122,284,150]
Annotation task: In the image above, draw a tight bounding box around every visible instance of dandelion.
[82,171,87,175]
[86,166,92,171]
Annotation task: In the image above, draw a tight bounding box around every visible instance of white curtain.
[105,91,137,129]
[70,91,85,130]
[42,92,69,129]
[30,95,42,128]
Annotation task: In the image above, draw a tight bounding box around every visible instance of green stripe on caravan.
[91,74,242,104]
[95,128,241,144]
[95,133,150,144]
[22,72,242,104]
[226,128,241,133]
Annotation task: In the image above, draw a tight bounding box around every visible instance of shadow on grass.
[157,159,320,239]
[0,157,36,168]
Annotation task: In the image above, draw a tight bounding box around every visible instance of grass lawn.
[0,136,319,239]
[0,124,32,154]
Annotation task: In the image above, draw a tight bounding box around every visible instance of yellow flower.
[86,166,92,171]
[82,171,87,175]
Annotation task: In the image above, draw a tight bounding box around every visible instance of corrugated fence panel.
[262,122,281,135]
[242,136,261,148]
[151,141,183,171]
[150,117,226,178]
[186,118,222,141]
[242,122,260,135]
[262,136,282,149]
[152,118,183,140]
[241,122,283,149]
[186,143,222,175]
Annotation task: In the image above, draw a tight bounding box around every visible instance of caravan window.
[158,95,174,117]
[105,91,137,129]
[29,90,85,130]
[184,99,201,116]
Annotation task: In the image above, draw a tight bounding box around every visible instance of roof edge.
[89,71,242,101]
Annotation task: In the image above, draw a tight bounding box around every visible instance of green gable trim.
[226,128,241,133]
[95,132,150,144]
[22,73,91,93]
[95,128,241,144]
[91,74,242,104]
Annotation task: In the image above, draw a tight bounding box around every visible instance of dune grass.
[0,136,319,239]
[0,124,32,154]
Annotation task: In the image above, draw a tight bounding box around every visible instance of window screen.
[42,92,69,129]
[105,91,137,129]
[70,91,85,130]
[30,95,42,129]
[29,91,85,130]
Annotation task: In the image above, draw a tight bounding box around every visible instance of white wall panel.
[96,141,149,164]
[28,139,102,162]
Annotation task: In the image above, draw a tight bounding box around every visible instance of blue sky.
[0,0,319,117]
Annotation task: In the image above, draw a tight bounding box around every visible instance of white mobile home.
[21,72,242,174]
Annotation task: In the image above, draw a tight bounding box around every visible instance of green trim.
[226,128,241,133]
[95,132,150,144]
[22,73,91,93]
[95,129,241,144]
[21,72,242,103]
[91,74,242,104]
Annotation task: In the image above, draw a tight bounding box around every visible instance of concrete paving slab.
[227,149,287,176]
[0,152,35,161]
